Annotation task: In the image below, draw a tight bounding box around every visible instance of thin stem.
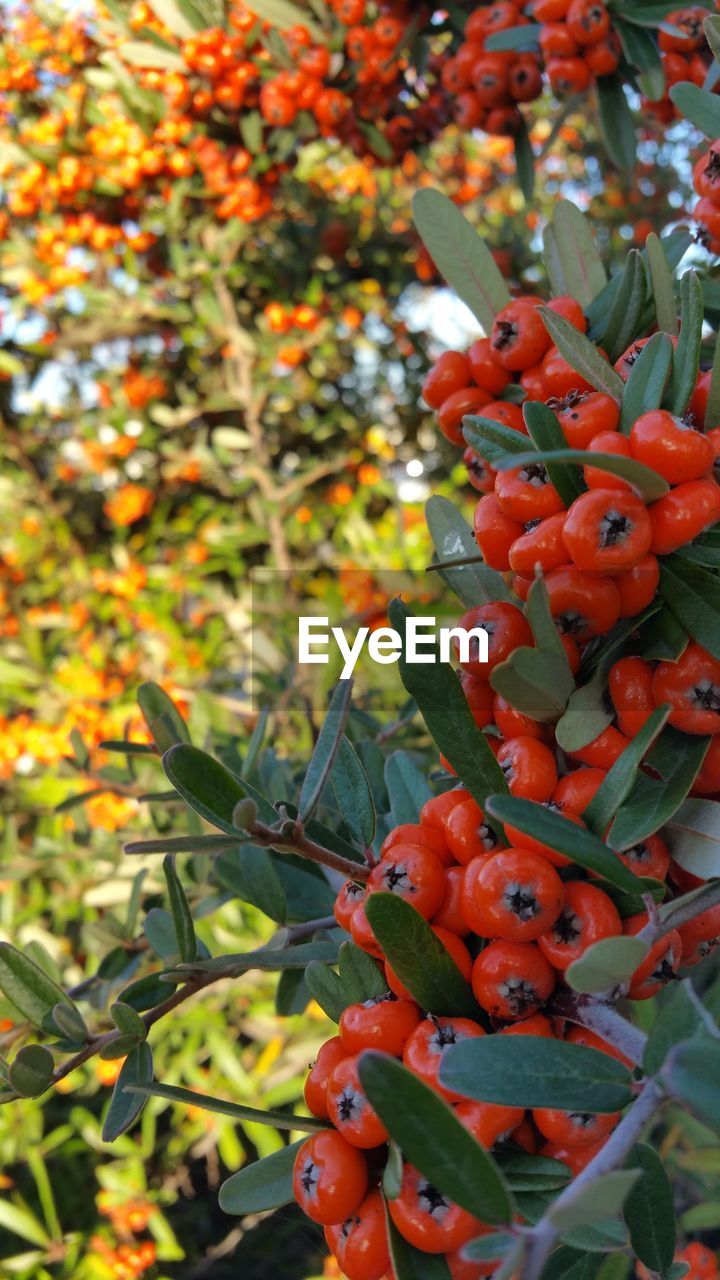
[519,1078,665,1280]
[550,990,648,1066]
[639,879,720,945]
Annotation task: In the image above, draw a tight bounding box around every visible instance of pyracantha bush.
[5,192,720,1280]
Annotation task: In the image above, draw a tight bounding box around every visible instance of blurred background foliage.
[0,0,715,1275]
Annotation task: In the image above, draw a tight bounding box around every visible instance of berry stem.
[638,879,720,945]
[550,990,648,1066]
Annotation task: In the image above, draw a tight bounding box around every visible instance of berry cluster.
[643,6,720,125]
[533,0,620,96]
[295,790,720,1276]
[442,4,543,138]
[693,136,720,253]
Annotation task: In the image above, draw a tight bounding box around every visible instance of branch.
[550,991,648,1066]
[519,1077,665,1280]
[638,878,720,946]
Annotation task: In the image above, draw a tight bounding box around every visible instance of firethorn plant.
[6,177,720,1280]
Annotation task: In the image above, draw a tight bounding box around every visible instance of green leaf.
[659,556,720,662]
[338,941,387,1004]
[126,1081,326,1131]
[440,1036,633,1112]
[526,578,572,666]
[667,272,703,416]
[426,494,514,607]
[102,1043,153,1142]
[597,76,637,171]
[359,1053,513,1224]
[387,1218,452,1280]
[490,648,575,724]
[551,1171,639,1234]
[8,1045,54,1098]
[388,599,508,836]
[587,231,690,343]
[138,0,201,34]
[412,189,511,333]
[645,234,678,336]
[162,855,197,964]
[608,728,710,851]
[521,402,585,507]
[215,845,288,923]
[365,895,479,1019]
[0,1200,51,1248]
[555,663,615,753]
[0,943,76,1033]
[619,331,674,433]
[383,1142,404,1200]
[332,737,375,846]
[496,1153,572,1191]
[299,681,353,822]
[644,980,707,1076]
[163,744,251,834]
[705,330,720,428]
[463,1231,519,1263]
[539,308,625,401]
[304,961,346,1022]
[664,798,720,880]
[495,447,667,502]
[662,1030,720,1133]
[543,200,607,309]
[514,117,535,202]
[463,416,529,466]
[110,1001,147,1039]
[601,250,648,364]
[541,1246,601,1280]
[640,606,687,661]
[625,1143,676,1272]
[116,40,185,68]
[485,796,644,894]
[219,1139,304,1215]
[385,750,432,825]
[583,705,671,836]
[245,0,323,39]
[566,936,650,995]
[485,23,542,52]
[616,18,665,100]
[52,1002,88,1042]
[669,80,720,138]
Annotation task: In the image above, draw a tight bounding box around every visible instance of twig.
[550,990,648,1066]
[638,878,720,946]
[519,1078,665,1280]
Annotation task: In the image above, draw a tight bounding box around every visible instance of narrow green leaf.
[219,1139,304,1215]
[583,705,671,836]
[644,981,704,1074]
[215,845,288,923]
[304,961,346,1022]
[333,737,375,846]
[137,681,190,752]
[162,855,197,964]
[126,1081,326,1131]
[541,1246,601,1280]
[555,663,615,753]
[566,936,650,995]
[102,1042,153,1141]
[663,797,720,880]
[496,1153,572,1191]
[490,648,574,724]
[440,1037,633,1112]
[660,556,720,662]
[521,402,585,506]
[597,76,637,171]
[546,200,607,309]
[385,750,432,825]
[383,1142,404,1201]
[426,493,514,608]
[601,251,648,363]
[615,17,665,100]
[625,1144,676,1272]
[662,1031,720,1133]
[526,578,570,664]
[539,308,625,400]
[299,681,353,822]
[462,416,530,464]
[608,728,710,851]
[485,796,644,894]
[0,944,75,1032]
[8,1045,54,1098]
[646,234,678,336]
[640,605,687,661]
[620,331,674,433]
[485,23,542,52]
[669,80,720,138]
[705,330,720,427]
[338,941,387,1004]
[667,272,703,416]
[495,447,667,502]
[412,189,511,333]
[359,1053,513,1224]
[514,117,535,202]
[163,744,252,834]
[551,1170,639,1233]
[365,894,480,1019]
[388,599,509,836]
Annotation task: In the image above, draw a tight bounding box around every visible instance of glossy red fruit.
[455,601,533,677]
[438,387,493,447]
[335,881,367,931]
[539,1137,609,1174]
[455,1098,524,1148]
[565,1025,633,1069]
[652,642,720,735]
[389,1163,480,1254]
[545,566,621,640]
[533,1106,619,1148]
[616,833,670,883]
[324,1189,390,1280]
[562,489,652,573]
[294,1130,368,1225]
[420,788,470,831]
[629,409,715,485]
[608,656,656,737]
[326,1055,389,1149]
[461,671,496,729]
[495,461,565,522]
[497,737,558,801]
[444,797,500,865]
[552,389,619,449]
[471,939,556,1020]
[339,995,421,1056]
[368,844,446,919]
[583,430,633,492]
[650,479,720,555]
[381,823,452,865]
[624,914,682,999]
[552,767,608,815]
[537,881,622,970]
[462,847,564,941]
[386,927,472,1001]
[615,554,660,618]
[565,724,630,769]
[432,865,470,936]
[508,512,569,574]
[474,494,524,570]
[491,300,552,371]
[403,1016,485,1103]
[467,338,511,395]
[305,1036,348,1119]
[678,903,720,966]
